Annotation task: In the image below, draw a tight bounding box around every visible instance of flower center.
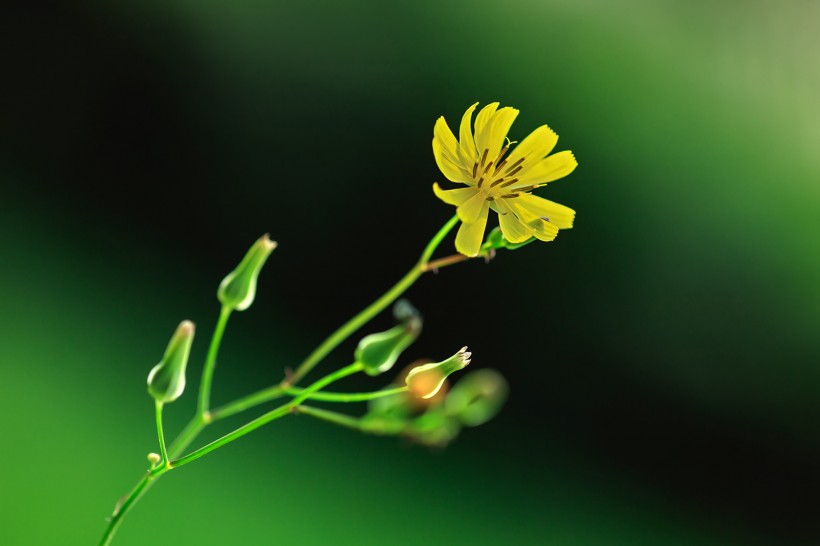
[472,145,524,201]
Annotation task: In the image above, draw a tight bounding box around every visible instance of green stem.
[283,385,408,403]
[287,215,459,386]
[98,465,167,546]
[209,384,283,421]
[167,415,206,459]
[295,405,362,431]
[155,401,168,463]
[172,363,364,469]
[198,306,232,418]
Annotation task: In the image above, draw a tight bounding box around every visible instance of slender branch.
[198,306,232,418]
[287,214,460,386]
[167,415,206,459]
[98,465,167,546]
[171,363,364,469]
[283,385,408,403]
[294,405,362,431]
[209,384,283,421]
[155,401,168,463]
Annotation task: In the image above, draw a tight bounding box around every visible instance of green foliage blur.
[2,1,819,544]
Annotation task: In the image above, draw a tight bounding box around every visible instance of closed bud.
[217,234,277,311]
[355,300,422,376]
[445,369,508,427]
[405,347,471,399]
[147,321,195,403]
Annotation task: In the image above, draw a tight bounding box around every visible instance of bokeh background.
[2,1,820,544]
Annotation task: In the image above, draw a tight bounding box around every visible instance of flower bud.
[355,300,422,376]
[405,347,471,399]
[147,321,195,403]
[217,234,277,311]
[445,369,508,427]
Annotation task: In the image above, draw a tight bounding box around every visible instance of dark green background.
[2,1,819,544]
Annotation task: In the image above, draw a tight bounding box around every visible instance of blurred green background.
[2,0,819,544]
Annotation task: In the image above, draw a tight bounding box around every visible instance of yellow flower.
[432,102,578,256]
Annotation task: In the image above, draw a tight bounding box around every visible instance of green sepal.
[482,226,535,251]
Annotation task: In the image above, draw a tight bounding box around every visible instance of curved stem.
[283,385,408,403]
[172,363,364,469]
[198,306,232,418]
[155,401,168,463]
[287,215,459,386]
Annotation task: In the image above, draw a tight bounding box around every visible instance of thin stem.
[167,415,206,459]
[294,405,362,431]
[287,215,459,386]
[155,401,168,463]
[172,363,364,469]
[283,385,408,403]
[98,465,167,546]
[198,306,232,418]
[209,384,283,421]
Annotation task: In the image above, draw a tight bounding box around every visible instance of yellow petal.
[513,151,577,187]
[432,183,477,206]
[473,103,499,142]
[454,202,490,257]
[514,193,575,229]
[528,218,559,242]
[457,103,479,167]
[433,138,471,184]
[433,116,458,155]
[456,191,488,223]
[502,125,558,171]
[496,201,534,244]
[482,107,519,169]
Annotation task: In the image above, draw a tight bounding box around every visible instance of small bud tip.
[260,233,278,250]
[178,320,195,335]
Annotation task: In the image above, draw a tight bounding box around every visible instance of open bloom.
[432,102,578,256]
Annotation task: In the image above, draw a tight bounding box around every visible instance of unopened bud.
[147,452,161,465]
[147,321,195,403]
[355,300,422,376]
[405,347,471,399]
[217,234,277,311]
[445,369,508,427]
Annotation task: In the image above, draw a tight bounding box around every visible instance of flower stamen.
[477,177,485,188]
[472,162,479,179]
[505,158,524,174]
[480,148,489,166]
[499,178,519,188]
[501,193,519,199]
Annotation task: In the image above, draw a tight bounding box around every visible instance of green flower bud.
[217,234,277,311]
[355,300,422,376]
[147,321,195,403]
[445,369,508,427]
[405,347,471,399]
